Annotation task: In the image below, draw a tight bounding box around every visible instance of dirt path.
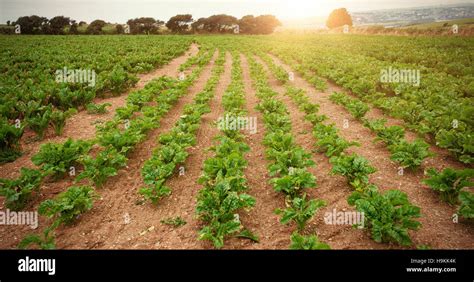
[0,43,200,179]
[0,49,216,249]
[254,56,383,249]
[263,53,474,249]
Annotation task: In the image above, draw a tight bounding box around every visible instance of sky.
[0,0,472,23]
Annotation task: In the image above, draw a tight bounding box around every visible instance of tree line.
[1,14,281,35]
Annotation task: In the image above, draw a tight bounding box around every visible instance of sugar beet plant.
[140,49,223,204]
[248,54,327,249]
[196,52,258,248]
[423,167,474,219]
[329,92,433,170]
[19,185,97,249]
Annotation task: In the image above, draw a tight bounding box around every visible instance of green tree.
[166,14,193,34]
[86,19,106,34]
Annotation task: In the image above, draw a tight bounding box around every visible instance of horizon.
[0,0,472,24]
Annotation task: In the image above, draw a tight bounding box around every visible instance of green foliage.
[50,108,77,136]
[458,191,474,219]
[105,66,138,95]
[86,102,111,114]
[98,127,145,155]
[0,168,43,210]
[139,180,172,205]
[38,185,97,225]
[77,146,127,187]
[348,186,421,246]
[18,231,56,250]
[423,168,474,205]
[32,138,92,180]
[196,177,255,249]
[388,139,433,169]
[26,106,52,139]
[290,232,330,250]
[271,168,316,198]
[275,194,325,231]
[313,125,359,157]
[329,92,369,119]
[0,117,24,163]
[330,154,376,190]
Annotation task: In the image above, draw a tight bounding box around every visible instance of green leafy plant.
[26,106,52,139]
[105,66,138,95]
[315,133,359,157]
[271,168,316,198]
[423,168,474,205]
[18,228,56,250]
[32,138,92,180]
[38,185,97,226]
[196,178,256,249]
[389,139,433,169]
[330,154,376,190]
[458,190,474,219]
[139,180,172,205]
[348,185,421,246]
[19,185,97,250]
[275,194,325,231]
[0,168,43,210]
[77,146,127,187]
[0,117,24,163]
[50,108,77,136]
[86,102,111,114]
[374,126,405,146]
[290,232,330,250]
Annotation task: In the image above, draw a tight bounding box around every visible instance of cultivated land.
[0,35,473,250]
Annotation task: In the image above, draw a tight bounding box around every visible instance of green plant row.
[281,83,422,247]
[247,54,329,250]
[195,52,258,248]
[329,91,434,170]
[139,49,225,204]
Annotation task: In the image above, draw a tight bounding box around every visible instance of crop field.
[0,34,473,250]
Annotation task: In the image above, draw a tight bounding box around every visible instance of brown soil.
[0,44,200,179]
[264,53,474,249]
